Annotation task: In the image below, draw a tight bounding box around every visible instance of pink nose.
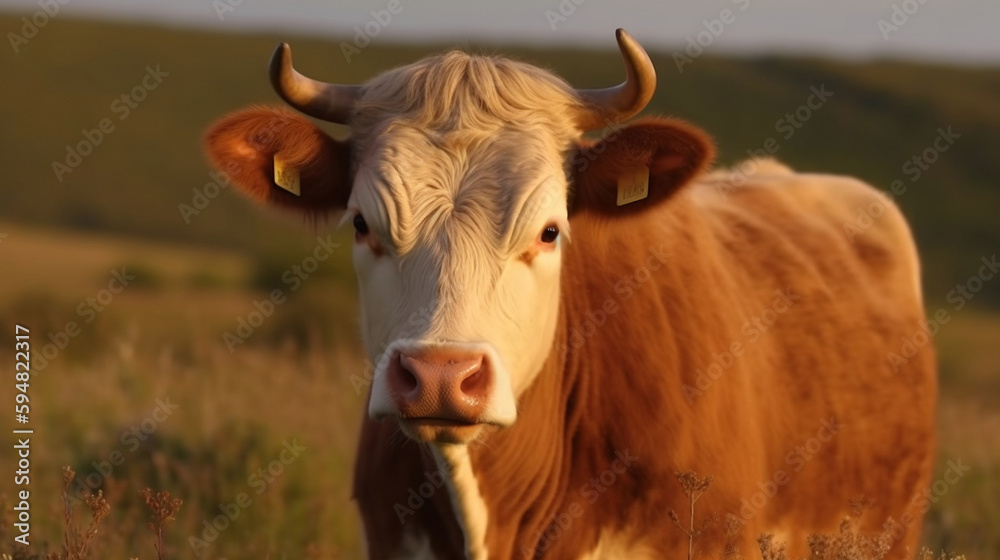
[387,348,491,423]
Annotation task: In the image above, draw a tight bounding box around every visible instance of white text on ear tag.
[617,166,649,206]
[273,155,301,196]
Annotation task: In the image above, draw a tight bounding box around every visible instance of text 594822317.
[13,324,32,547]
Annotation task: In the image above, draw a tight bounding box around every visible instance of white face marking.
[352,125,570,431]
[433,445,490,560]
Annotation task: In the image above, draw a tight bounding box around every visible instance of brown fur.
[206,109,935,560]
[203,106,351,214]
[570,118,716,217]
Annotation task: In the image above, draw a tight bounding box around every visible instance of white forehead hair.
[346,50,582,256]
[350,50,585,147]
[352,130,570,254]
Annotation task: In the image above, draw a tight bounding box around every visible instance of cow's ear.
[203,106,351,216]
[569,118,715,217]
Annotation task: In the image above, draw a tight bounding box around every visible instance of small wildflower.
[668,470,714,560]
[140,488,182,560]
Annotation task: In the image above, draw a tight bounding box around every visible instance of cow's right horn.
[574,29,657,130]
[269,42,361,124]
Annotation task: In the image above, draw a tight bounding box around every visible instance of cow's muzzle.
[389,349,490,422]
[369,341,516,444]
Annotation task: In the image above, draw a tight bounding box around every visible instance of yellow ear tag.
[273,155,301,196]
[617,166,649,206]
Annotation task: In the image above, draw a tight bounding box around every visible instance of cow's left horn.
[269,42,361,124]
[575,29,656,130]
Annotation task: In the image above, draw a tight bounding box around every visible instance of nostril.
[397,366,418,394]
[460,366,489,399]
[392,355,421,397]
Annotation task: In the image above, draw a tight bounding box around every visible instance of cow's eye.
[353,214,369,236]
[540,225,559,244]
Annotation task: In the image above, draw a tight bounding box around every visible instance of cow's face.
[342,55,591,444]
[352,131,572,443]
[204,30,714,445]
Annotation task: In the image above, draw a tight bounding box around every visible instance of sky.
[1,0,998,64]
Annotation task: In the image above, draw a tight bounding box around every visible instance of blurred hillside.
[0,14,998,309]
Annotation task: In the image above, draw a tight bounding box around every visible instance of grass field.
[0,222,367,559]
[0,11,998,560]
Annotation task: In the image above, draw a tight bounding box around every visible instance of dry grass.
[0,331,365,559]
[669,471,716,560]
[1,467,184,560]
[139,489,183,560]
[667,471,969,560]
[6,468,971,559]
[51,467,110,560]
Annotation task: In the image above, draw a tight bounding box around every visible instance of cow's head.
[205,30,713,445]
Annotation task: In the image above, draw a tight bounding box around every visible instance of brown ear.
[203,106,351,215]
[569,117,715,217]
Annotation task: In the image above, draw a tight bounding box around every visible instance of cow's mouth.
[398,417,486,444]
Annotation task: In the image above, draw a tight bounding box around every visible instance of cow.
[204,29,937,559]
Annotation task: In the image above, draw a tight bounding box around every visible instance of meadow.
[0,12,997,560]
